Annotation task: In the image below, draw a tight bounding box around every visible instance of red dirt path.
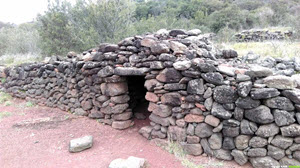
[0,99,252,168]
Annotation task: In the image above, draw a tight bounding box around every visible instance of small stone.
[187,136,200,144]
[168,126,186,142]
[145,92,159,102]
[173,59,191,70]
[112,120,133,130]
[235,135,251,150]
[184,114,204,123]
[211,102,232,120]
[181,143,203,156]
[263,75,297,90]
[244,105,274,124]
[195,123,213,138]
[235,97,261,109]
[246,65,273,78]
[150,43,170,54]
[201,72,224,85]
[223,137,235,150]
[214,149,233,160]
[281,124,300,137]
[200,139,214,156]
[256,123,279,138]
[273,109,295,126]
[250,157,280,168]
[213,85,238,104]
[237,81,252,97]
[139,126,153,139]
[152,104,172,118]
[264,96,295,111]
[222,126,239,137]
[249,136,268,148]
[279,157,300,166]
[156,68,182,83]
[217,65,235,76]
[282,89,300,104]
[109,156,146,168]
[69,135,93,153]
[240,120,255,135]
[268,145,285,160]
[231,150,248,165]
[113,112,132,121]
[187,79,204,95]
[208,133,222,150]
[204,115,220,127]
[250,88,280,99]
[74,108,88,116]
[161,92,181,106]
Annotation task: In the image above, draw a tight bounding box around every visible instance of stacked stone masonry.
[3,29,300,168]
[235,29,293,42]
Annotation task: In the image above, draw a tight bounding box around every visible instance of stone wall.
[235,29,293,42]
[3,29,300,168]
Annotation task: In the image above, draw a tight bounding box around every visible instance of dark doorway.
[126,76,150,126]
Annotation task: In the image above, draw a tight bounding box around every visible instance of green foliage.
[0,23,40,56]
[0,111,12,120]
[0,92,12,104]
[25,101,35,107]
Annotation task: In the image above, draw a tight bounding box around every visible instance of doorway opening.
[126,76,150,127]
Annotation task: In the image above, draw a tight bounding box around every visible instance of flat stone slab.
[69,135,93,153]
[114,67,150,76]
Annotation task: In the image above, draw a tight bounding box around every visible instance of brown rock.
[205,115,220,127]
[184,114,204,123]
[112,120,133,130]
[145,92,159,102]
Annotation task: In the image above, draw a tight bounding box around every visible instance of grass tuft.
[0,111,12,120]
[25,101,35,107]
[0,91,12,104]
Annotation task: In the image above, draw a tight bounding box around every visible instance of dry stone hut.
[3,29,300,168]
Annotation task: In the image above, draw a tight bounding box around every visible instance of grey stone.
[208,133,222,150]
[263,75,297,90]
[214,149,233,161]
[198,63,217,72]
[139,126,153,139]
[250,88,280,99]
[222,126,239,137]
[111,95,130,104]
[249,137,268,148]
[247,148,267,157]
[211,102,232,120]
[200,139,214,156]
[102,82,128,97]
[204,97,213,111]
[223,137,235,150]
[195,123,213,138]
[156,68,182,83]
[161,93,181,106]
[279,157,300,166]
[113,112,132,121]
[235,135,250,150]
[236,74,251,82]
[181,143,203,156]
[150,43,170,54]
[245,65,273,78]
[273,109,295,126]
[149,114,170,126]
[237,81,252,97]
[169,29,187,36]
[201,72,224,85]
[250,157,280,168]
[187,79,204,95]
[234,107,244,121]
[281,124,300,137]
[74,108,88,116]
[101,104,129,114]
[240,120,255,135]
[235,97,261,109]
[203,87,212,99]
[168,126,187,142]
[268,145,285,160]
[213,85,238,104]
[231,150,248,166]
[244,105,274,124]
[256,123,279,138]
[282,89,300,104]
[98,66,114,77]
[264,96,295,111]
[114,67,150,76]
[270,136,293,150]
[69,135,93,153]
[293,151,300,162]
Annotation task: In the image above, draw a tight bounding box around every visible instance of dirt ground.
[0,99,253,168]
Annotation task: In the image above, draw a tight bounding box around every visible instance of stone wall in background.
[3,29,300,168]
[235,29,293,42]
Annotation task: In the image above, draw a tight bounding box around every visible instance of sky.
[0,0,75,24]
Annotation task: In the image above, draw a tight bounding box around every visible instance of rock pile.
[235,29,293,42]
[3,29,300,167]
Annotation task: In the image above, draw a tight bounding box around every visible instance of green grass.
[1,78,6,83]
[4,101,12,106]
[25,101,35,107]
[219,41,300,58]
[0,111,12,120]
[0,91,12,104]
